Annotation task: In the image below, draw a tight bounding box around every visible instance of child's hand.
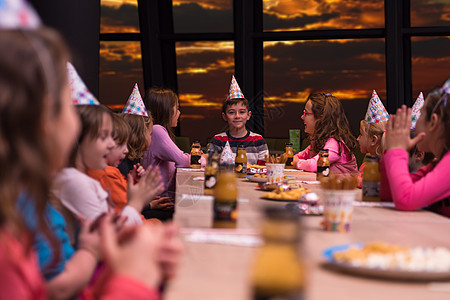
[77,217,101,260]
[99,214,163,288]
[130,163,145,183]
[127,165,164,212]
[150,196,175,210]
[293,156,299,169]
[386,105,425,151]
[158,222,183,281]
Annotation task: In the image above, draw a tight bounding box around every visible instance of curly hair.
[359,120,387,156]
[308,93,357,155]
[119,113,151,160]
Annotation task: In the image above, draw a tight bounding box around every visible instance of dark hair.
[111,113,131,145]
[409,130,435,165]
[222,98,250,113]
[144,87,178,140]
[69,105,113,166]
[423,88,449,161]
[0,28,68,263]
[307,92,357,154]
[119,113,150,160]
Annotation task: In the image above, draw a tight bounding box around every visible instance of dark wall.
[30,0,100,97]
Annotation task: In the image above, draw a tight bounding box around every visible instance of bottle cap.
[286,143,293,146]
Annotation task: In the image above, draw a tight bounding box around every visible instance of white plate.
[246,175,268,183]
[323,243,450,281]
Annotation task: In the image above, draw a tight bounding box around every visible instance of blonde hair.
[360,120,387,156]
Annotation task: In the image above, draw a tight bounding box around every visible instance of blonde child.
[293,92,358,174]
[143,87,206,199]
[52,105,164,242]
[0,25,180,299]
[384,83,450,217]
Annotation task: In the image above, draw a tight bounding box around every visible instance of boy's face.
[106,140,129,167]
[222,102,251,131]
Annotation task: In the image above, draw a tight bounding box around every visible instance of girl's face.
[415,106,431,153]
[170,101,180,127]
[301,101,317,134]
[51,82,81,172]
[79,113,115,170]
[357,125,369,154]
[146,120,153,147]
[106,140,128,167]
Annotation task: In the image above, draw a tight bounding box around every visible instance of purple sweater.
[143,125,205,197]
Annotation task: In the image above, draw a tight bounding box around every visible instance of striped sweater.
[208,130,269,165]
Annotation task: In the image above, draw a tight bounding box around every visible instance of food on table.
[261,188,311,200]
[333,242,450,272]
[253,173,267,178]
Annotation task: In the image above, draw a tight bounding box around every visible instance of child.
[356,90,389,188]
[143,87,206,199]
[52,104,164,242]
[408,130,435,173]
[384,81,450,217]
[208,75,269,165]
[0,22,179,299]
[118,83,150,178]
[293,92,358,174]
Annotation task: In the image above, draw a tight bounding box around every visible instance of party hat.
[226,75,245,100]
[67,62,99,105]
[220,141,234,165]
[364,90,389,123]
[122,83,148,117]
[411,92,424,129]
[440,78,450,94]
[0,0,41,29]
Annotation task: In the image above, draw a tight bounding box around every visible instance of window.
[411,0,450,27]
[101,0,139,33]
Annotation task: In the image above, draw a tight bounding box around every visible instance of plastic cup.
[322,189,357,233]
[266,163,285,184]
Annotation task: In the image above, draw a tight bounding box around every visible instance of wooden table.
[166,168,450,300]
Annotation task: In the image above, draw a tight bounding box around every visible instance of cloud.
[173,3,232,33]
[101,3,140,32]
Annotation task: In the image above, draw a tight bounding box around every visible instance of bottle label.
[235,162,247,174]
[317,166,330,177]
[213,200,237,223]
[190,155,201,166]
[285,157,293,167]
[204,174,217,189]
[362,181,380,197]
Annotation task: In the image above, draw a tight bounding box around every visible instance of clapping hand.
[385,105,425,151]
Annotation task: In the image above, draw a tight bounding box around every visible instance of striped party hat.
[122,83,148,116]
[67,62,99,105]
[226,75,245,100]
[411,92,424,129]
[364,90,389,123]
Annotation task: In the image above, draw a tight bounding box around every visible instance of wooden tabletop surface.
[165,168,450,300]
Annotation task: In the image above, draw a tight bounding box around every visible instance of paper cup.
[322,189,357,233]
[266,163,285,184]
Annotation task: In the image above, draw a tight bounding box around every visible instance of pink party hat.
[440,78,450,94]
[226,75,245,100]
[411,92,424,129]
[122,83,148,117]
[67,62,100,105]
[0,0,41,29]
[364,90,389,123]
[220,141,234,165]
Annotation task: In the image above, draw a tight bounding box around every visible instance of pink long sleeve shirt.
[383,148,450,217]
[143,125,205,197]
[294,138,357,174]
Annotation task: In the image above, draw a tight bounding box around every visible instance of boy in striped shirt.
[208,76,268,165]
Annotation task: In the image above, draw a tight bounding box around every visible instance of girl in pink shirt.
[384,86,450,217]
[293,93,358,174]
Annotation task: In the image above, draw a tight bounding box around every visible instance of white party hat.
[0,0,41,29]
[364,90,389,123]
[226,75,245,100]
[67,62,100,105]
[220,141,234,165]
[411,92,424,129]
[122,83,148,116]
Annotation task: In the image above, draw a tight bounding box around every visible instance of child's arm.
[257,141,269,165]
[384,149,450,210]
[294,139,341,172]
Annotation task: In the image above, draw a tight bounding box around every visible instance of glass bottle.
[213,168,238,228]
[285,143,294,169]
[204,151,220,195]
[234,145,248,177]
[251,207,305,299]
[362,155,381,202]
[316,149,330,179]
[190,140,202,169]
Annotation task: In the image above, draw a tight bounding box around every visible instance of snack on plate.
[247,164,267,175]
[261,187,311,200]
[333,242,450,272]
[253,173,267,178]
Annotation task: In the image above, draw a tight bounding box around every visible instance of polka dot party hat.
[122,83,148,117]
[226,75,245,100]
[364,90,389,123]
[410,92,424,129]
[67,62,100,105]
[0,0,41,29]
[220,141,234,165]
